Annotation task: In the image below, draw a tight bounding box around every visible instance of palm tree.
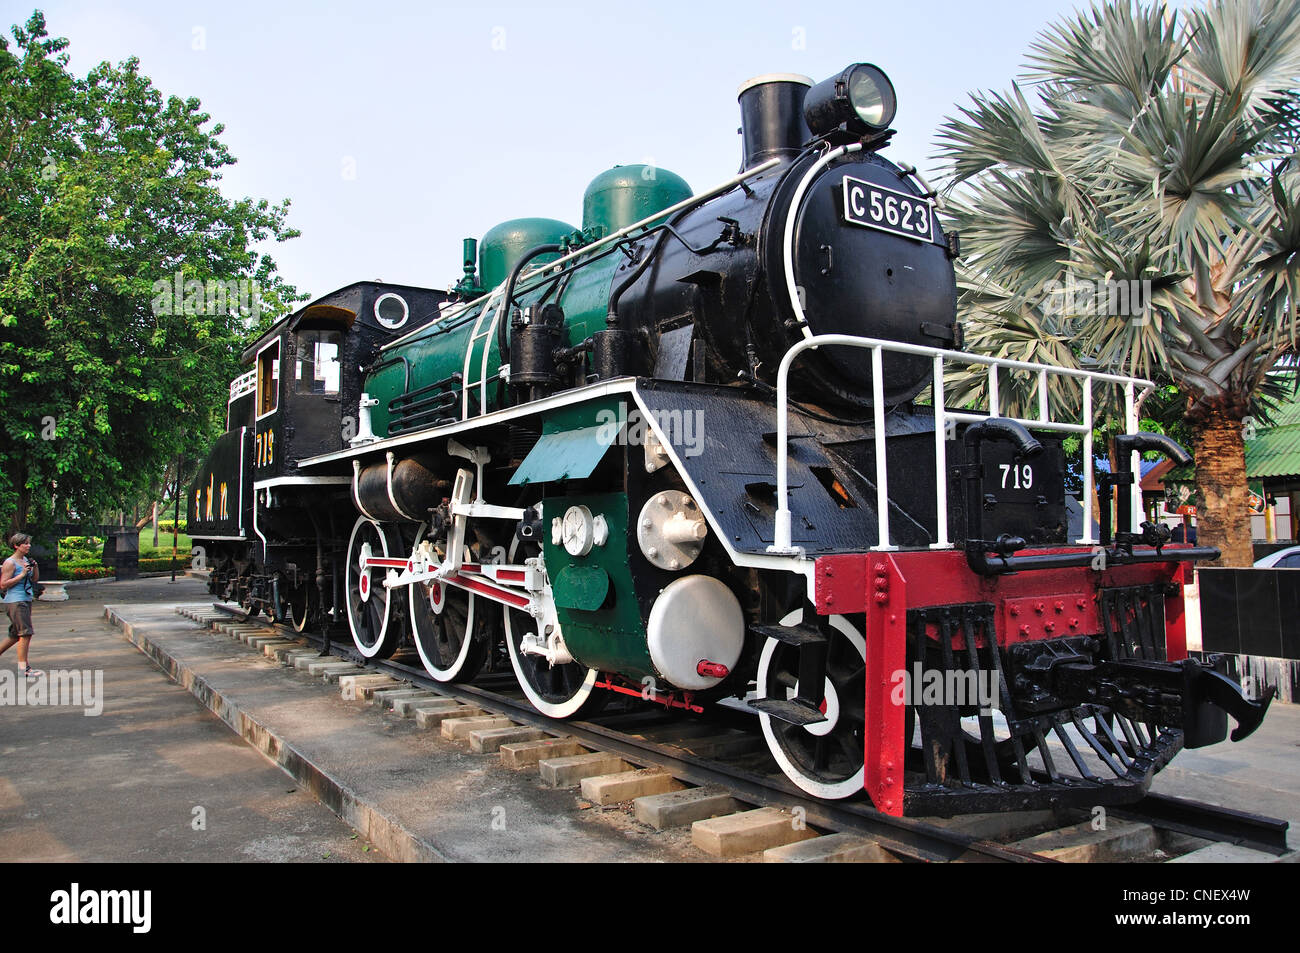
[937,0,1300,565]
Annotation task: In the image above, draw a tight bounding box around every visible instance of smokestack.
[737,73,813,170]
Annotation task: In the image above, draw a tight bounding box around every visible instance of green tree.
[0,12,301,539]
[938,0,1300,565]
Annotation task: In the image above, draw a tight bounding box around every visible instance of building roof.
[1246,396,1300,479]
[1157,394,1300,484]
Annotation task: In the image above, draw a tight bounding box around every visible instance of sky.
[4,0,1194,302]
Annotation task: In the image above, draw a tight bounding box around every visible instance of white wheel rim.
[346,516,392,659]
[503,537,597,718]
[757,609,865,799]
[409,523,477,682]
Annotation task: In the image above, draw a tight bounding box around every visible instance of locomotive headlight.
[804,63,896,139]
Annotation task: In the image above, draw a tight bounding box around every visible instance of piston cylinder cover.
[637,491,707,570]
[646,575,743,690]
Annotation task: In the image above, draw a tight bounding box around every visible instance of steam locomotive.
[190,64,1271,816]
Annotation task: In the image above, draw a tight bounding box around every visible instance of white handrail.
[228,370,256,403]
[782,143,862,339]
[765,334,1156,556]
[460,289,504,419]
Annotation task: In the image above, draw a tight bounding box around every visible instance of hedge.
[55,556,189,578]
[139,557,186,572]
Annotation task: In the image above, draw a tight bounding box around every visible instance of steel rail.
[211,603,1043,863]
[1113,792,1291,856]
[210,603,1287,861]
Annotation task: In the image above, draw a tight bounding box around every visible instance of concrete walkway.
[96,585,710,862]
[0,577,384,862]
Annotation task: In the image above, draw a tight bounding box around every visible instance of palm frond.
[945,171,1075,296]
[1024,1,1185,108]
[942,0,1299,436]
[1183,0,1300,124]
[936,84,1073,188]
[1107,91,1263,262]
[1230,167,1300,348]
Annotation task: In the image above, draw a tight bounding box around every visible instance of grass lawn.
[137,528,193,559]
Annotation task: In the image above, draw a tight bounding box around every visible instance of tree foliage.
[937,0,1300,564]
[0,12,301,537]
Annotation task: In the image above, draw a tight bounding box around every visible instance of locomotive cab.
[191,281,452,618]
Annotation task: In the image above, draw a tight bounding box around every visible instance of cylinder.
[462,238,477,280]
[509,317,563,388]
[592,328,637,380]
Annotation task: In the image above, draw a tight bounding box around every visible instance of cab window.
[295,331,342,396]
[257,342,280,417]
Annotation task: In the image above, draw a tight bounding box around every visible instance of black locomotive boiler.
[190,64,1271,815]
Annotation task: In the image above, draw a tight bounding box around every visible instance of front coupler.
[1013,642,1275,748]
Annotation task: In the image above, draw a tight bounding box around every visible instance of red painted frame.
[813,547,1192,816]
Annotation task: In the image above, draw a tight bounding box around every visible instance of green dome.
[582,165,692,236]
[480,217,577,290]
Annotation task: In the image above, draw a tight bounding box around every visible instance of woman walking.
[1,533,42,676]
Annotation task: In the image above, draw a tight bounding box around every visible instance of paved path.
[0,577,384,862]
[101,596,712,862]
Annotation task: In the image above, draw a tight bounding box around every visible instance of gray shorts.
[5,601,33,639]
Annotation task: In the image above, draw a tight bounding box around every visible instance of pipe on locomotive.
[782,142,862,339]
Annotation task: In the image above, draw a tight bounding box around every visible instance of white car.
[1254,545,1300,568]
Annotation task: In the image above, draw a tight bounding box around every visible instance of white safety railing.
[766,334,1155,556]
[228,370,256,404]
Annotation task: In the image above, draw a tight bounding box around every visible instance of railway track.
[196,602,1290,863]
